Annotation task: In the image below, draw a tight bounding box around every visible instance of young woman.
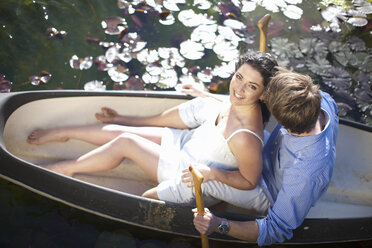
[27,51,278,211]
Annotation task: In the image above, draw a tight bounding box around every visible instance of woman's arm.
[182,132,263,190]
[180,83,228,102]
[95,106,189,129]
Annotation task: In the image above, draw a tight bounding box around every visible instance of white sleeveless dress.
[157,97,269,213]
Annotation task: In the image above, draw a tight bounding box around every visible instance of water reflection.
[0,0,371,125]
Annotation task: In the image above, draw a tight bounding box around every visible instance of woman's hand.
[178,83,207,98]
[181,163,214,187]
[95,107,119,123]
[193,208,220,235]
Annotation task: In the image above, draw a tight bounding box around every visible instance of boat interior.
[3,94,372,219]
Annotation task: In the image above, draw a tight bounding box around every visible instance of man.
[192,67,338,246]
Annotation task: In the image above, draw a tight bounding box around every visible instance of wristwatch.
[217,219,230,235]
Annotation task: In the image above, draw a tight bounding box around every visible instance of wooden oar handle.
[257,14,271,53]
[189,164,209,248]
[189,164,205,215]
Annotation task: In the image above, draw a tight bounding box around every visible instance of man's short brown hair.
[265,67,321,134]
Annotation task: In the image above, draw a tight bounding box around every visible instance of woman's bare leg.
[27,124,165,146]
[42,132,162,182]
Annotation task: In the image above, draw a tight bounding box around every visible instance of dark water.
[0,0,371,247]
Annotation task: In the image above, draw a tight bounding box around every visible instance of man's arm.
[193,208,259,241]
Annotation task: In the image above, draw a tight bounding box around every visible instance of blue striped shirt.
[256,91,338,245]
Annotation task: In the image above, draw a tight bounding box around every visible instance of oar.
[257,14,271,53]
[189,164,209,248]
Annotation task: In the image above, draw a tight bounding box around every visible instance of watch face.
[217,220,230,234]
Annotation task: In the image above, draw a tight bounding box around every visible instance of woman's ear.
[259,94,265,101]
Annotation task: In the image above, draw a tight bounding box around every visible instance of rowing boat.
[0,90,371,244]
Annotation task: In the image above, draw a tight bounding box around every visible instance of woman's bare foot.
[27,129,69,145]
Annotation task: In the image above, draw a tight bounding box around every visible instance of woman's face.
[229,63,265,106]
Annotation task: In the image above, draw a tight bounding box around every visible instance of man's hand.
[193,208,221,235]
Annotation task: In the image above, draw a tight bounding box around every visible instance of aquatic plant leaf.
[332,89,357,109]
[94,55,112,71]
[159,12,175,25]
[213,37,239,62]
[347,9,367,27]
[142,72,159,84]
[146,63,163,76]
[240,0,257,12]
[157,69,178,88]
[322,67,352,90]
[191,24,217,49]
[286,0,302,4]
[126,76,144,90]
[354,88,372,104]
[180,40,204,60]
[84,80,106,91]
[218,1,241,18]
[283,5,303,19]
[158,47,185,67]
[336,102,353,117]
[271,37,300,58]
[347,36,366,51]
[163,0,185,11]
[108,65,129,82]
[0,74,12,92]
[101,17,127,35]
[212,61,235,79]
[45,27,67,39]
[69,55,93,70]
[306,56,332,76]
[178,9,215,27]
[197,68,213,83]
[136,49,159,64]
[299,38,328,57]
[194,0,212,10]
[217,26,241,44]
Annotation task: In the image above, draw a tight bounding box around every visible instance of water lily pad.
[322,67,352,90]
[346,36,366,51]
[157,69,178,88]
[218,1,241,18]
[84,80,106,91]
[163,0,185,11]
[94,56,112,71]
[283,5,303,19]
[125,76,145,90]
[178,9,215,27]
[299,38,328,57]
[271,37,301,58]
[45,27,67,39]
[194,0,212,10]
[213,37,239,62]
[101,16,127,35]
[197,68,213,83]
[306,56,332,75]
[136,49,159,64]
[108,64,129,82]
[191,24,217,49]
[29,71,52,85]
[69,55,93,70]
[0,74,12,92]
[239,0,257,12]
[159,12,175,25]
[212,61,235,79]
[180,40,204,60]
